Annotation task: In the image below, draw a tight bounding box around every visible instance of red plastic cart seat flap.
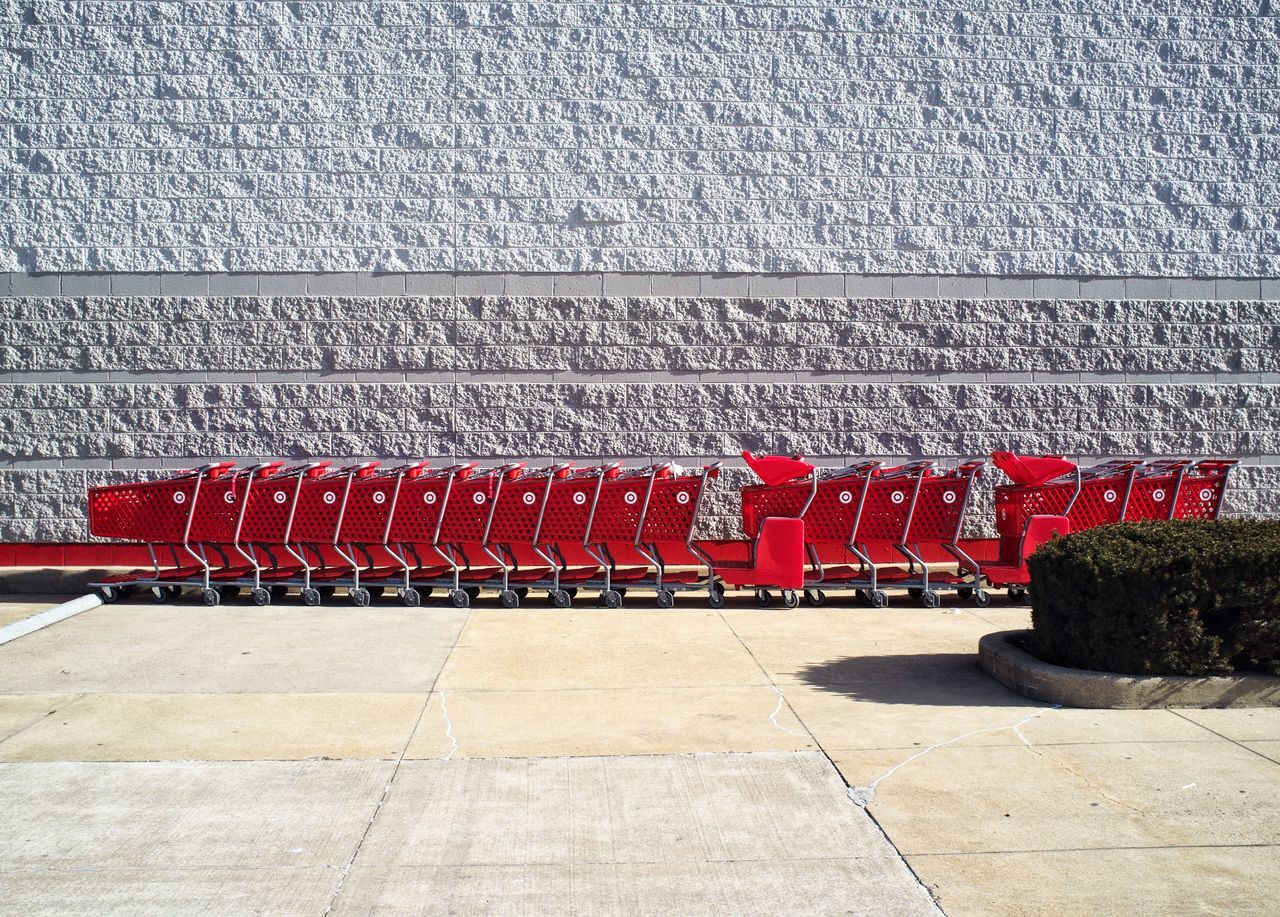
[742,451,815,486]
[992,452,1076,487]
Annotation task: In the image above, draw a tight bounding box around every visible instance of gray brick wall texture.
[0,291,1276,542]
[3,2,1279,274]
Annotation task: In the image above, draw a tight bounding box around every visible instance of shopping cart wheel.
[350,587,371,607]
[514,587,528,601]
[973,588,992,608]
[401,587,422,607]
[301,587,322,607]
[782,590,800,609]
[166,585,182,599]
[148,585,170,604]
[450,588,471,608]
[708,585,725,609]
[270,585,290,602]
[1007,586,1029,605]
[96,585,118,603]
[548,589,571,608]
[251,587,271,606]
[956,587,974,601]
[870,590,889,608]
[803,588,826,607]
[755,589,773,607]
[500,589,521,608]
[920,589,941,609]
[656,589,675,608]
[601,589,623,609]
[907,588,923,601]
[855,589,874,607]
[200,587,221,607]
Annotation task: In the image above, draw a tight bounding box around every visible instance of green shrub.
[1026,519,1280,676]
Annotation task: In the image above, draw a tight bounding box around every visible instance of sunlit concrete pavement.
[0,589,1277,915]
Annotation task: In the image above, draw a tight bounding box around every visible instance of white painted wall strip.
[0,594,103,647]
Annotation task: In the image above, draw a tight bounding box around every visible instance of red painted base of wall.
[0,540,1003,568]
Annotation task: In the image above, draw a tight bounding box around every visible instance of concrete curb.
[979,629,1280,709]
[0,593,103,646]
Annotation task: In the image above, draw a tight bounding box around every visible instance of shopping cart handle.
[303,461,331,478]
[741,451,815,486]
[200,461,236,479]
[703,461,723,479]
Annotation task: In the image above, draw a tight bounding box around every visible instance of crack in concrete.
[767,685,806,736]
[848,706,1062,807]
[439,690,459,761]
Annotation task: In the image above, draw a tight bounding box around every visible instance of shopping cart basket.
[88,461,235,602]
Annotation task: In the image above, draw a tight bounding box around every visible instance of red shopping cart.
[1173,459,1236,519]
[584,461,721,608]
[330,460,433,606]
[234,460,332,604]
[385,462,476,606]
[282,461,379,605]
[739,454,881,608]
[533,464,619,607]
[88,461,235,602]
[465,462,574,607]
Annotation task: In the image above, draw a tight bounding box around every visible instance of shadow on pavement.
[792,652,1031,708]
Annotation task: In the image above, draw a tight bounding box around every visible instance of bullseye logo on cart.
[522,492,536,505]
[624,491,638,505]
[839,491,852,504]
[423,492,436,504]
[891,491,905,504]
[1104,490,1117,503]
[473,492,486,504]
[573,492,586,505]
[676,491,690,504]
[172,492,186,504]
[323,492,336,504]
[224,491,235,503]
[943,491,957,504]
[273,491,287,504]
[373,491,386,504]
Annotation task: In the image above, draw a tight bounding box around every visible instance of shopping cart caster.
[270,585,290,602]
[708,585,725,609]
[870,590,889,608]
[250,587,271,606]
[349,587,372,607]
[500,589,521,608]
[656,589,675,608]
[600,589,623,609]
[401,587,422,607]
[907,588,923,602]
[464,586,481,601]
[920,589,941,609]
[782,590,800,609]
[200,587,221,607]
[301,587,322,607]
[803,588,826,607]
[956,587,974,601]
[450,588,471,608]
[973,588,992,608]
[97,585,119,603]
[755,589,773,607]
[855,589,874,607]
[514,587,528,601]
[1007,586,1029,605]
[149,585,171,604]
[550,589,572,608]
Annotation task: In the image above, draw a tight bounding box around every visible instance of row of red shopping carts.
[88,459,721,608]
[86,452,1236,608]
[736,451,1236,609]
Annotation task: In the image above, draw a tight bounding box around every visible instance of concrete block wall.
[3,2,1278,274]
[0,273,1276,542]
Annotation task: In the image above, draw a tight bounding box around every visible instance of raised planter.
[980,629,1280,709]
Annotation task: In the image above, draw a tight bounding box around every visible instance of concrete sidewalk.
[0,592,1276,915]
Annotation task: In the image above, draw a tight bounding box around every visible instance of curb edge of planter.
[979,630,1280,709]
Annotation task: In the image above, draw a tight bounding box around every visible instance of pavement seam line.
[847,705,1062,807]
[768,684,807,736]
[320,606,472,914]
[0,692,88,751]
[714,609,944,914]
[1168,709,1280,767]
